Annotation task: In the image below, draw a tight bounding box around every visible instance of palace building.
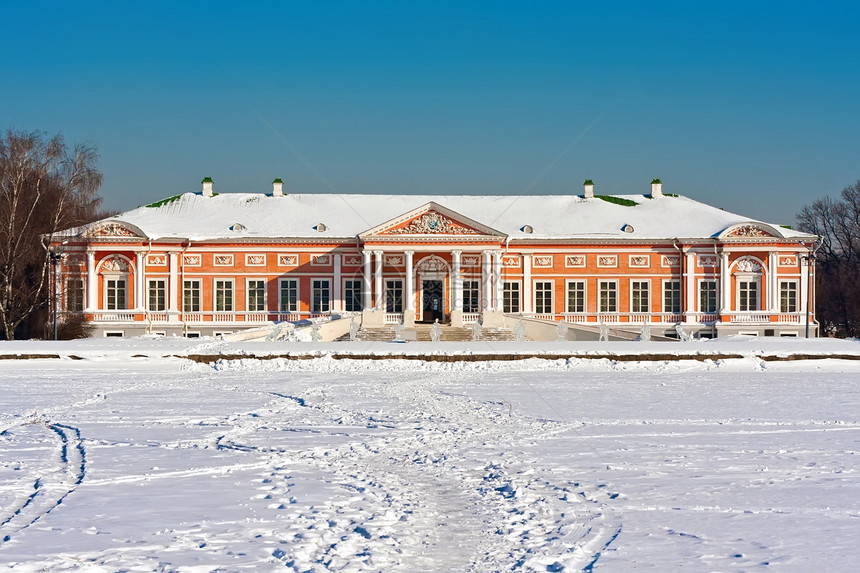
[50,178,818,339]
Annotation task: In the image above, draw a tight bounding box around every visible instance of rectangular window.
[247,279,266,312]
[503,281,520,313]
[700,280,718,313]
[780,281,798,313]
[463,280,480,313]
[534,281,553,314]
[739,280,758,311]
[66,278,84,312]
[147,279,166,311]
[385,279,403,313]
[566,281,585,313]
[312,279,331,313]
[664,280,681,314]
[106,278,127,310]
[344,279,362,312]
[215,280,233,312]
[631,280,650,313]
[599,281,617,313]
[183,280,201,312]
[279,278,298,312]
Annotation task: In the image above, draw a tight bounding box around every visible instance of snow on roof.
[82,191,813,242]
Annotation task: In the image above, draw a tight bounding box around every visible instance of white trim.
[736,276,762,312]
[502,280,522,313]
[182,254,202,267]
[147,278,167,312]
[103,330,124,337]
[278,254,299,267]
[182,278,202,313]
[245,277,267,312]
[342,277,363,312]
[310,277,332,313]
[629,278,650,314]
[533,279,555,315]
[245,254,267,266]
[564,255,585,268]
[278,277,300,312]
[103,276,129,311]
[213,278,235,312]
[214,254,234,266]
[628,254,650,268]
[697,278,719,314]
[310,254,332,266]
[598,279,619,313]
[565,279,586,314]
[778,279,799,313]
[661,278,682,314]
[597,255,617,268]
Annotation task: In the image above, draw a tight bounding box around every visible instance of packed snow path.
[0,347,857,571]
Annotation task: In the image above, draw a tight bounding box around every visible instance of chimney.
[650,178,663,198]
[583,179,594,198]
[272,178,284,197]
[201,176,214,197]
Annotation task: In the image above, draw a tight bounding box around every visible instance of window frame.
[147,278,167,312]
[462,279,480,313]
[343,278,363,312]
[598,280,618,314]
[183,279,201,312]
[699,279,718,313]
[533,280,554,314]
[65,277,85,312]
[737,277,760,312]
[214,279,234,313]
[246,278,267,312]
[502,280,521,314]
[779,280,799,313]
[278,278,299,312]
[630,279,650,314]
[311,278,332,313]
[566,279,586,314]
[663,279,681,314]
[384,278,403,313]
[104,276,128,310]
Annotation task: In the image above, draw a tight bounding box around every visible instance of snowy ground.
[0,337,858,572]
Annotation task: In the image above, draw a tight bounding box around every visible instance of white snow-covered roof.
[75,191,813,242]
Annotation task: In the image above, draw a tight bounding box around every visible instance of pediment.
[84,221,147,239]
[718,222,784,240]
[360,202,506,239]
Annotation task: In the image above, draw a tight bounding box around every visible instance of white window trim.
[384,278,404,313]
[629,279,650,314]
[565,279,586,314]
[246,278,267,312]
[103,275,129,311]
[214,278,235,312]
[65,277,85,312]
[278,278,300,312]
[183,279,202,312]
[598,279,619,314]
[342,278,363,312]
[661,279,682,314]
[147,278,167,312]
[697,278,720,313]
[533,279,555,315]
[778,279,799,313]
[312,277,333,313]
[502,280,522,313]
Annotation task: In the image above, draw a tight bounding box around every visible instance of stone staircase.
[337,323,519,342]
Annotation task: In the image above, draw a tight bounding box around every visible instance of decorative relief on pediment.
[779,255,798,266]
[533,255,553,268]
[502,255,520,267]
[727,225,774,238]
[183,254,201,266]
[565,255,585,268]
[629,255,650,268]
[734,257,763,273]
[662,256,680,267]
[598,255,617,268]
[698,255,718,267]
[311,254,332,266]
[246,254,266,266]
[417,255,448,273]
[385,211,480,235]
[147,254,166,266]
[385,254,404,267]
[100,256,129,273]
[461,255,480,267]
[343,255,362,266]
[87,223,139,238]
[214,254,234,266]
[278,254,298,267]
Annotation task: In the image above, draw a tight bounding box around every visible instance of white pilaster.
[86,251,97,311]
[685,251,695,320]
[404,251,414,311]
[522,254,532,314]
[481,250,492,310]
[168,252,179,313]
[768,251,777,312]
[800,256,809,315]
[333,254,342,311]
[720,251,731,312]
[374,250,384,310]
[492,251,503,311]
[135,251,144,310]
[362,250,372,310]
[451,251,462,310]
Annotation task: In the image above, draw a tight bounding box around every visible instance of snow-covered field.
[0,337,858,572]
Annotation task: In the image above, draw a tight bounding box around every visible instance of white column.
[522,254,532,314]
[451,251,462,310]
[492,251,503,311]
[720,251,731,312]
[333,254,342,311]
[404,251,414,311]
[800,256,809,316]
[168,252,179,313]
[685,251,695,320]
[374,250,384,310]
[768,251,778,312]
[481,250,492,310]
[86,251,96,311]
[362,250,372,310]
[135,251,145,310]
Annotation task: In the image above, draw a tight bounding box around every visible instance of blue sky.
[2,1,858,225]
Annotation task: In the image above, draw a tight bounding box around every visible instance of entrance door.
[422,280,444,323]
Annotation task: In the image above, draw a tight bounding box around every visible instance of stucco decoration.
[86,223,141,238]
[598,255,617,267]
[727,225,775,238]
[735,257,763,273]
[503,256,521,267]
[100,256,129,273]
[183,254,201,266]
[385,255,404,267]
[629,255,649,267]
[662,256,680,267]
[533,255,553,268]
[387,212,480,235]
[698,255,718,267]
[417,255,448,273]
[343,255,362,266]
[565,255,585,267]
[461,255,480,266]
[278,254,298,266]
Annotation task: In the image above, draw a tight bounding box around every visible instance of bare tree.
[797,180,860,336]
[0,129,103,340]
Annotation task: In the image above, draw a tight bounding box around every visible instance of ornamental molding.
[99,256,130,273]
[565,255,585,268]
[533,255,554,268]
[734,257,763,273]
[85,222,143,238]
[311,254,332,266]
[214,254,234,266]
[416,255,449,274]
[502,255,521,267]
[597,255,617,268]
[662,256,680,267]
[698,254,718,267]
[779,255,798,266]
[385,211,481,235]
[184,254,201,266]
[246,254,266,266]
[721,222,783,240]
[147,254,167,266]
[278,254,298,267]
[629,255,650,268]
[461,255,480,267]
[343,255,362,266]
[385,254,405,267]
